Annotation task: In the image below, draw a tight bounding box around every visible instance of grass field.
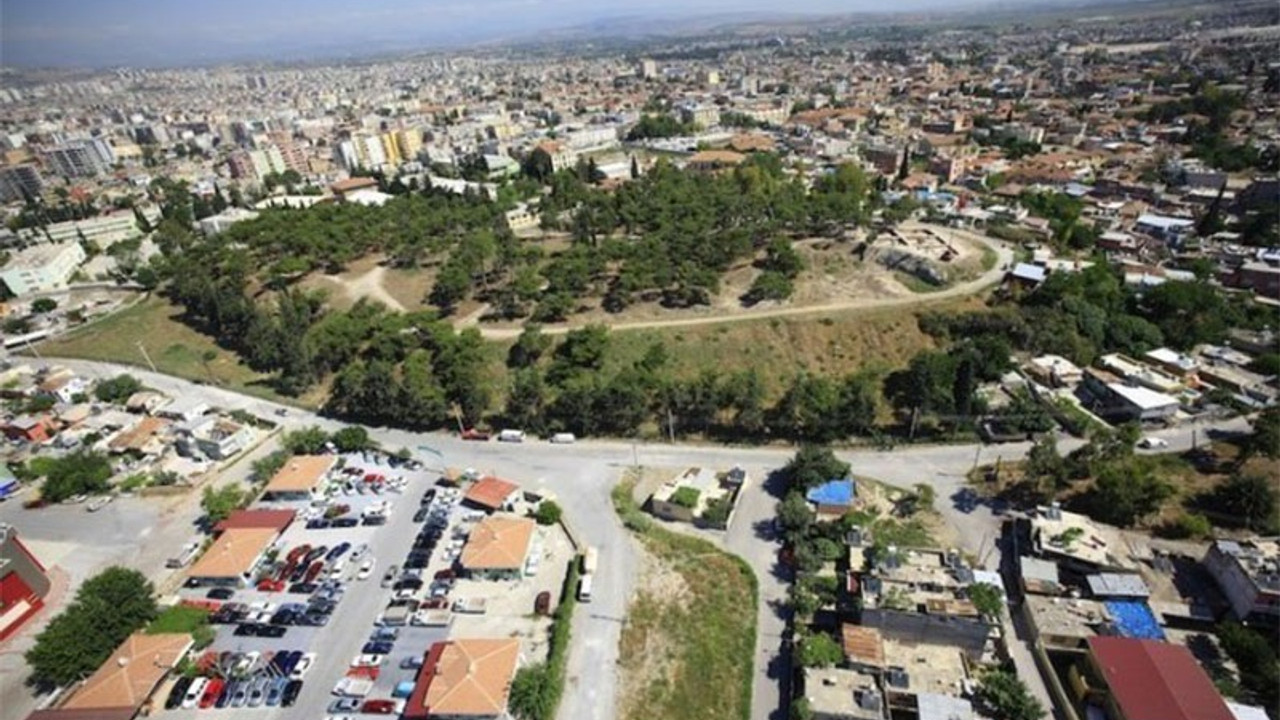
[613,477,757,720]
[36,295,325,409]
[598,299,982,396]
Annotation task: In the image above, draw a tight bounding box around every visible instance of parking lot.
[153,451,573,720]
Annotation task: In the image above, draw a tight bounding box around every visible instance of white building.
[0,241,86,296]
[198,207,261,235]
[41,139,115,178]
[17,210,142,248]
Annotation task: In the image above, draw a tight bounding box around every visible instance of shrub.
[533,501,562,526]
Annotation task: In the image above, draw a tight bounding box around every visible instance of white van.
[577,574,593,603]
[497,429,526,443]
[550,432,576,444]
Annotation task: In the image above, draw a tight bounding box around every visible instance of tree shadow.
[762,468,790,500]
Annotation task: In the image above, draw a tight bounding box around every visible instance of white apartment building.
[0,242,87,296]
[41,139,115,178]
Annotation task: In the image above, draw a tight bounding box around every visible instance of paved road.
[474,227,1015,338]
[7,356,1250,720]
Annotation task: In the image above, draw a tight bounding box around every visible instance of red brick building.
[0,523,51,642]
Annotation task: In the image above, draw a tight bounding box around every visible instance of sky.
[0,0,1033,68]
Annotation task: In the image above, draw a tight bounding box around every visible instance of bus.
[581,546,598,576]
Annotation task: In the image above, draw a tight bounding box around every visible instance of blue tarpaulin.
[806,478,856,507]
[1105,600,1166,641]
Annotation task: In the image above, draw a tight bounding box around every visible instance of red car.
[256,579,285,592]
[348,665,381,680]
[460,428,490,441]
[420,597,448,610]
[286,544,311,564]
[304,560,325,584]
[361,699,397,714]
[433,569,456,581]
[199,678,225,708]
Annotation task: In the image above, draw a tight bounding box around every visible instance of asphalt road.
[7,356,1251,720]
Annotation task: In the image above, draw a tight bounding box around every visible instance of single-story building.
[27,632,193,720]
[1,523,50,641]
[459,515,535,580]
[1078,369,1179,422]
[186,527,280,587]
[1073,636,1232,720]
[107,416,171,456]
[261,454,335,501]
[156,397,210,423]
[212,508,295,535]
[1,415,54,443]
[463,476,521,513]
[125,390,170,414]
[402,638,521,720]
[37,371,89,404]
[188,417,254,460]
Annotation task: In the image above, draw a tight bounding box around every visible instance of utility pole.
[136,341,157,373]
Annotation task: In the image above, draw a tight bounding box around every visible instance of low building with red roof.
[402,639,520,720]
[213,508,295,535]
[1077,636,1232,720]
[463,476,520,512]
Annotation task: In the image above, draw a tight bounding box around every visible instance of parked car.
[282,679,303,707]
[198,678,226,708]
[357,559,376,580]
[287,582,318,594]
[291,652,316,680]
[329,697,361,713]
[550,432,576,444]
[1138,436,1169,449]
[400,655,424,670]
[534,591,552,616]
[165,676,192,709]
[459,428,489,441]
[361,699,398,714]
[332,517,359,528]
[381,566,399,588]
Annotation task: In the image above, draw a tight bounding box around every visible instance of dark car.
[270,609,298,626]
[304,546,328,565]
[259,624,288,638]
[393,578,424,591]
[362,641,394,655]
[278,650,303,677]
[420,488,436,503]
[215,679,237,708]
[282,680,303,707]
[361,699,398,714]
[305,518,331,529]
[233,623,261,636]
[308,599,337,615]
[331,517,359,528]
[402,556,428,570]
[361,515,386,526]
[412,508,430,523]
[206,587,235,600]
[165,676,192,709]
[287,582,318,594]
[535,591,552,616]
[300,612,330,627]
[327,542,351,561]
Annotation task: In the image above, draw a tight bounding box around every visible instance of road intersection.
[10,357,1247,720]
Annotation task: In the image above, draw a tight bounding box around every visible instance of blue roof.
[806,478,856,506]
[1105,600,1166,640]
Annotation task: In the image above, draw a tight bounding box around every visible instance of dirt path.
[474,232,1014,339]
[320,265,407,312]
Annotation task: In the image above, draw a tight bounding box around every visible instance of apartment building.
[0,164,43,203]
[0,241,86,296]
[41,138,114,178]
[17,210,142,248]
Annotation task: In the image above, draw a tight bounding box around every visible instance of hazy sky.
[0,0,998,68]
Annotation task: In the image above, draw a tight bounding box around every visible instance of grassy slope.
[613,479,757,720]
[37,295,325,409]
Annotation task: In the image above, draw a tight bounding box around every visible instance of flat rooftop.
[881,638,971,697]
[1025,594,1108,647]
[803,667,884,720]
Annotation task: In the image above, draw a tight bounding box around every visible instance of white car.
[291,652,316,680]
[182,677,209,708]
[1138,436,1169,449]
[356,559,375,581]
[86,495,113,512]
[234,650,261,675]
[352,653,384,668]
[351,543,370,561]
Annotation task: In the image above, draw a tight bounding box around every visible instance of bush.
[670,486,701,508]
[795,631,843,668]
[93,374,144,404]
[977,668,1045,720]
[1158,512,1213,540]
[31,298,58,314]
[40,451,113,502]
[533,500,562,526]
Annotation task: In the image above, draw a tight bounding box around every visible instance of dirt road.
[472,230,1013,339]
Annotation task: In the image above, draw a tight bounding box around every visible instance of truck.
[581,547,599,576]
[167,541,201,569]
[452,597,488,614]
[332,676,374,698]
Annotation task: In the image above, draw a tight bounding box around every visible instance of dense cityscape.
[0,2,1278,720]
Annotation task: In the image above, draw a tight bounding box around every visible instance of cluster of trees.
[1217,621,1280,712]
[1018,190,1100,251]
[34,450,115,503]
[26,567,157,687]
[93,374,144,404]
[625,113,697,140]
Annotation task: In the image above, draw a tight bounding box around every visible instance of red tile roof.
[464,476,520,511]
[213,508,295,534]
[1087,637,1232,720]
